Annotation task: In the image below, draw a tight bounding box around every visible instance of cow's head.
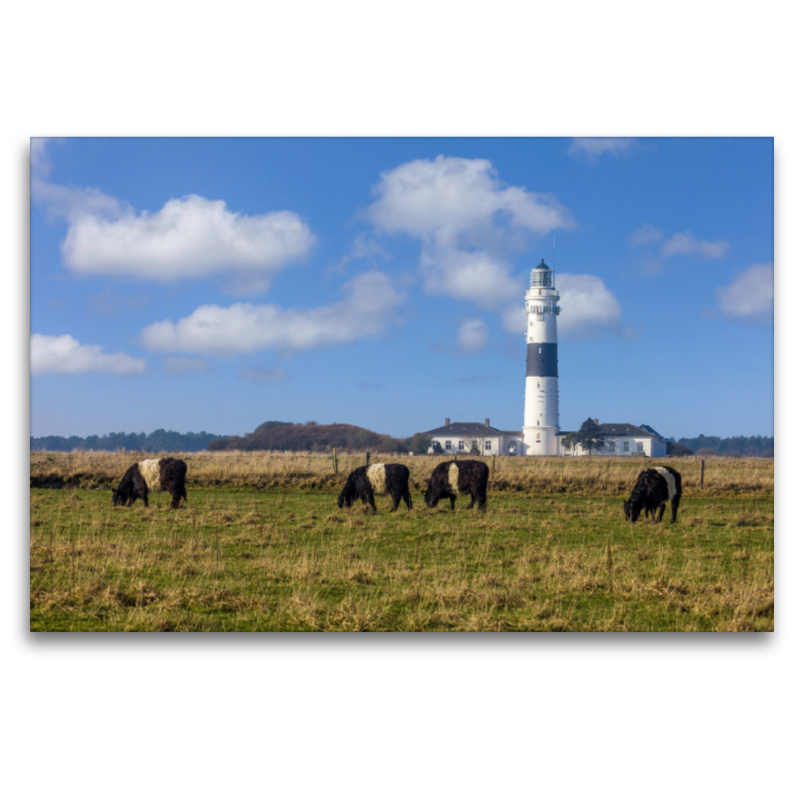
[624,499,641,522]
[336,487,354,509]
[421,481,439,509]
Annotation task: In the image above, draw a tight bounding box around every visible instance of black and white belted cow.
[112,457,188,509]
[422,459,489,511]
[337,463,412,513]
[624,466,682,523]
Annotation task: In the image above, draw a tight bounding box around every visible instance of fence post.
[332,447,338,475]
[366,451,370,466]
[491,453,496,476]
[700,459,705,489]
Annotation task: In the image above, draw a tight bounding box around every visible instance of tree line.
[30,429,226,453]
[30,420,774,458]
[674,434,773,458]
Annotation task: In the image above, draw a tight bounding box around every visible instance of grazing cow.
[624,466,682,523]
[337,463,412,513]
[112,457,187,509]
[422,459,489,511]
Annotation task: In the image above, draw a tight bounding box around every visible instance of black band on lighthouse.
[526,342,558,378]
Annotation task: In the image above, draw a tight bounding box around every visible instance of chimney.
[485,418,490,426]
[594,419,599,425]
[445,418,450,426]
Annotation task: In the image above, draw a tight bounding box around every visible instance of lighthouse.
[522,258,561,455]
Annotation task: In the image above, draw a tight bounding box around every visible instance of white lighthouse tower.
[522,258,561,455]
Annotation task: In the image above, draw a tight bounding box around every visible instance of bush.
[208,421,408,453]
[408,433,432,455]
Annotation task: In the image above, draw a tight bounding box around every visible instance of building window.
[445,440,452,451]
[508,442,516,454]
[637,441,644,452]
[623,441,630,452]
[485,441,492,451]
[458,440,464,451]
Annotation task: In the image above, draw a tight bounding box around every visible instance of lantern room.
[530,258,554,289]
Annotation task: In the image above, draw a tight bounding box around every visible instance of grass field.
[29,452,773,632]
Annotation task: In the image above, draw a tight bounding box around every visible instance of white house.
[558,423,668,457]
[422,419,524,457]
[422,419,669,458]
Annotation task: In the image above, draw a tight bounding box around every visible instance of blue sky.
[30,136,773,440]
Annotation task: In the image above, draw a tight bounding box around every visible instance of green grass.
[29,488,774,631]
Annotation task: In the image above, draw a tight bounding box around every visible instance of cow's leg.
[403,488,412,512]
[671,497,680,523]
[367,490,377,513]
[466,493,476,510]
[478,492,487,510]
[390,491,400,512]
[449,495,456,511]
[656,503,666,522]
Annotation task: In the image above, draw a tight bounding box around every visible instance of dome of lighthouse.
[534,258,551,270]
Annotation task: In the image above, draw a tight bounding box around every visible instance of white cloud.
[31,334,146,375]
[61,195,316,293]
[31,138,127,221]
[500,304,527,334]
[140,271,406,355]
[500,273,623,340]
[164,357,207,374]
[558,274,623,338]
[457,319,489,354]
[31,138,54,180]
[716,263,774,321]
[31,138,316,295]
[661,231,729,259]
[368,155,573,244]
[239,365,289,384]
[328,233,388,275]
[568,138,635,159]
[32,175,126,222]
[366,155,573,308]
[421,248,524,309]
[629,223,664,246]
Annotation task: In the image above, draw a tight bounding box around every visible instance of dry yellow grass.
[30,450,773,497]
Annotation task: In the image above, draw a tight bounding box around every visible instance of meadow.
[29,452,774,632]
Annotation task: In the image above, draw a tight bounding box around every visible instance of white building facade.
[523,259,560,455]
[558,423,669,457]
[422,419,668,458]
[422,420,523,457]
